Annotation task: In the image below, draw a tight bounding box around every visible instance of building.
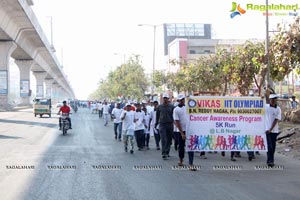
[163,23,212,56]
[167,38,262,73]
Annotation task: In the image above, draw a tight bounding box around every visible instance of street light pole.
[265,0,274,100]
[138,24,160,100]
[265,0,270,89]
[152,26,156,99]
[46,16,56,52]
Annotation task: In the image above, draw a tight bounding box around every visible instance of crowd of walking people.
[74,92,281,171]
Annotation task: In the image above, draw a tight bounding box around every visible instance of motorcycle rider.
[57,100,72,130]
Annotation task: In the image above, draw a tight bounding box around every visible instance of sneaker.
[267,163,274,167]
[178,159,184,166]
[130,150,134,154]
[189,165,197,171]
[235,153,241,158]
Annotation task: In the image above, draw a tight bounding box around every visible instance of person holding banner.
[265,94,281,167]
[173,102,180,151]
[155,93,174,160]
[173,94,196,171]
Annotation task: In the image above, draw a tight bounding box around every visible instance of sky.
[31,0,299,99]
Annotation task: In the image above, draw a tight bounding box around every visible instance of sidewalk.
[12,105,33,111]
[0,105,33,112]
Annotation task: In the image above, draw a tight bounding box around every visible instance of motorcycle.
[74,105,78,113]
[60,113,71,135]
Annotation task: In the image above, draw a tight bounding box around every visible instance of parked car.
[280,94,293,99]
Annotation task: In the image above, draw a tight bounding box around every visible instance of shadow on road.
[14,110,34,114]
[0,135,23,139]
[0,119,57,129]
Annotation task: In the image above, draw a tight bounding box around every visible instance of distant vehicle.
[280,94,293,99]
[33,98,52,118]
[60,113,70,135]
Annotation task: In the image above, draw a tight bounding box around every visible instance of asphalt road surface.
[0,108,300,200]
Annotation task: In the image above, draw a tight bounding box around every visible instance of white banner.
[0,70,8,94]
[36,85,44,97]
[20,80,30,97]
[186,96,267,152]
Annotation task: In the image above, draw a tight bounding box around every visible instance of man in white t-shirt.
[96,102,102,116]
[143,107,150,150]
[111,102,123,141]
[121,103,135,154]
[134,103,146,151]
[102,101,110,126]
[265,94,281,167]
[91,102,97,114]
[146,100,154,115]
[173,94,196,171]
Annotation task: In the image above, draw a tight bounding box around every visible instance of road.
[0,108,300,200]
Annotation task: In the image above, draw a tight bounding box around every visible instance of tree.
[231,41,265,96]
[270,16,300,81]
[153,70,167,88]
[166,70,187,94]
[90,56,149,101]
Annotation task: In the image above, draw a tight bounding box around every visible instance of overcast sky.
[31,0,299,99]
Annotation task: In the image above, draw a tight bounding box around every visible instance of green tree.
[270,16,300,81]
[231,41,265,96]
[90,56,149,100]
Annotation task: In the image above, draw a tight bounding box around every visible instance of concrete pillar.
[0,42,17,110]
[45,78,54,99]
[60,88,66,101]
[51,83,59,104]
[15,60,34,106]
[32,71,47,98]
[56,85,62,102]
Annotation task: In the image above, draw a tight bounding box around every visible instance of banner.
[20,80,30,97]
[36,85,43,97]
[186,96,267,152]
[0,70,8,94]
